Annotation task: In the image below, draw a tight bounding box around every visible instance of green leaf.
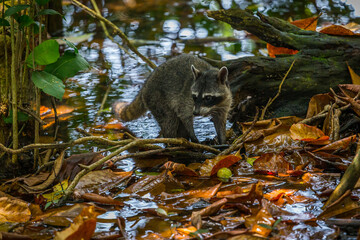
[273,217,282,228]
[64,39,78,53]
[37,9,62,17]
[17,15,34,28]
[31,71,65,100]
[44,50,89,80]
[258,223,273,230]
[35,0,50,6]
[4,110,29,124]
[26,39,60,68]
[4,5,30,17]
[246,157,257,166]
[0,18,10,26]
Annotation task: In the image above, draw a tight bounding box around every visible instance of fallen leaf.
[54,205,102,240]
[0,197,31,223]
[290,123,328,142]
[312,135,357,153]
[210,155,242,176]
[253,152,290,174]
[320,25,357,36]
[346,64,360,85]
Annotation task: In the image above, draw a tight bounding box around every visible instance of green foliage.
[4,4,29,17]
[0,18,10,26]
[31,71,65,100]
[35,0,51,6]
[16,15,35,28]
[4,110,29,124]
[26,39,60,68]
[44,50,90,80]
[37,9,63,18]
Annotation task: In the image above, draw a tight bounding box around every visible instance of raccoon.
[113,54,232,144]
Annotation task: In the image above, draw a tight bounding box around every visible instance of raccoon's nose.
[193,109,201,116]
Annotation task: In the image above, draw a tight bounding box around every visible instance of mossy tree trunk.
[206,9,360,122]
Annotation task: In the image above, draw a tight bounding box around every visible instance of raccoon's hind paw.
[112,101,129,117]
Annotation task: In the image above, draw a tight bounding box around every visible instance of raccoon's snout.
[193,107,201,116]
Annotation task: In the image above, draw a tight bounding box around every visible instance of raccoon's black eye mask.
[203,96,224,106]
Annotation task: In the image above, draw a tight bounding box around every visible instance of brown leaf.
[57,152,104,182]
[74,170,132,197]
[217,183,263,203]
[25,150,65,192]
[210,155,242,176]
[320,25,357,36]
[124,171,184,197]
[191,198,228,229]
[162,161,198,177]
[80,193,124,206]
[161,182,221,201]
[54,205,101,240]
[0,232,32,240]
[253,152,290,174]
[312,135,357,153]
[306,93,334,118]
[290,123,328,142]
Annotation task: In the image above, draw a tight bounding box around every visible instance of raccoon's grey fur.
[113,54,232,144]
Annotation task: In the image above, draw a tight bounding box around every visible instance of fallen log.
[205,9,360,123]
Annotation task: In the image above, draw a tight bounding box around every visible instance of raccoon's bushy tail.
[112,92,147,122]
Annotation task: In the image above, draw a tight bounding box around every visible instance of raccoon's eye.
[204,96,213,102]
[192,94,197,100]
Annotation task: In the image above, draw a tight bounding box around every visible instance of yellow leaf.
[347,63,360,85]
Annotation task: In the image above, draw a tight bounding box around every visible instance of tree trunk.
[206,9,360,122]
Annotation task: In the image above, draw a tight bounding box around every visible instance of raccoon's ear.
[217,66,228,84]
[191,65,201,79]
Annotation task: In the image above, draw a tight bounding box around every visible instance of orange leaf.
[312,135,357,152]
[54,205,101,240]
[291,16,319,31]
[162,161,198,177]
[251,207,275,237]
[264,189,297,201]
[267,16,318,58]
[0,197,31,223]
[290,123,328,141]
[210,155,242,176]
[320,25,356,36]
[306,93,334,118]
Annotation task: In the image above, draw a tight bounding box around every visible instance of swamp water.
[50,0,360,238]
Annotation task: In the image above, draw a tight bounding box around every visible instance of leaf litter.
[1,19,360,240]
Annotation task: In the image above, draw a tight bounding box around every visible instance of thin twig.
[219,108,259,156]
[16,105,46,125]
[70,0,156,69]
[260,59,296,120]
[63,138,220,200]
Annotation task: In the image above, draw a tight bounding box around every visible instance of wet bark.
[206,9,360,122]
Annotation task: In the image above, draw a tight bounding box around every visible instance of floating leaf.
[44,50,89,80]
[253,152,290,174]
[26,39,60,68]
[31,71,65,100]
[54,206,101,240]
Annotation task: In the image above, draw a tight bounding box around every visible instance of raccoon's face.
[191,65,230,116]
